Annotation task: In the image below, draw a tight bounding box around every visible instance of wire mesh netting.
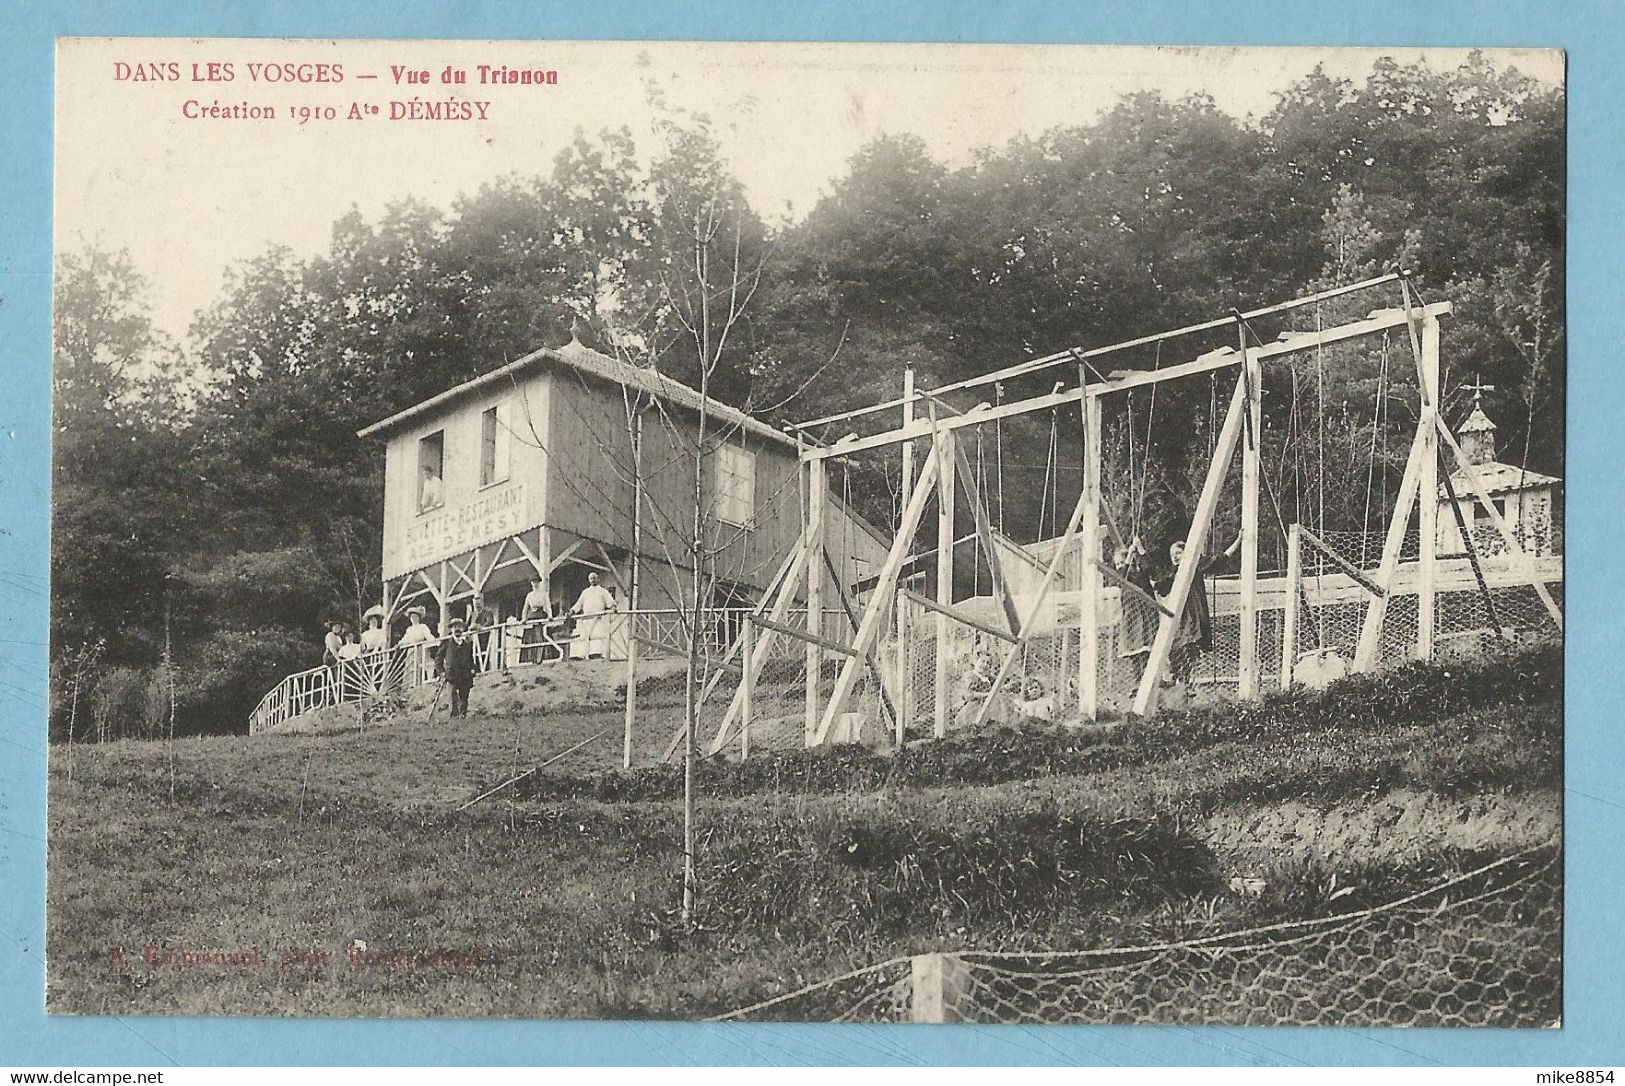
[708,957,914,1023]
[712,847,1560,1026]
[1286,528,1562,685]
[876,523,1559,732]
[954,848,1560,1027]
[708,523,1562,751]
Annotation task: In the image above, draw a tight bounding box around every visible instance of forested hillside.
[50,55,1563,736]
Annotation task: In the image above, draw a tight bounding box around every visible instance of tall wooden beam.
[1353,414,1430,671]
[812,439,942,747]
[821,545,900,730]
[1237,334,1263,700]
[1280,522,1303,688]
[805,457,827,746]
[1079,391,1102,719]
[800,303,1452,463]
[1416,312,1441,659]
[896,366,915,747]
[1131,375,1249,717]
[933,427,956,739]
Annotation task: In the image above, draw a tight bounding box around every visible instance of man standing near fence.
[569,572,616,660]
[435,615,477,720]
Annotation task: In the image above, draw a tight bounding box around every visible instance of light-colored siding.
[545,372,888,602]
[379,359,889,602]
[380,371,548,580]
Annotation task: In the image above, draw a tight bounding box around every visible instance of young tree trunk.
[682,219,711,929]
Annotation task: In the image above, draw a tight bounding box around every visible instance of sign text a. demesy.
[401,482,528,572]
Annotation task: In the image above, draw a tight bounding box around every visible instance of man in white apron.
[569,573,616,659]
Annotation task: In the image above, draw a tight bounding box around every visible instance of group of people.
[1111,530,1242,708]
[317,572,622,720]
[320,607,395,697]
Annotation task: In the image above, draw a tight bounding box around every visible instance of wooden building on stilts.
[355,332,890,656]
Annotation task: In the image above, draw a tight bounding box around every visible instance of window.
[418,431,445,512]
[480,403,510,487]
[712,444,755,527]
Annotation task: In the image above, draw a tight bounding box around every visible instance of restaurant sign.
[397,482,530,575]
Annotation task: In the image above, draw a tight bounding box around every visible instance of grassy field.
[46,646,1562,1021]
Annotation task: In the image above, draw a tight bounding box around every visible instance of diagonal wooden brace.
[1354,413,1429,671]
[810,436,943,746]
[1131,374,1249,717]
[1435,416,1563,631]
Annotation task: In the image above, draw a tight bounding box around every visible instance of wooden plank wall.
[546,372,888,604]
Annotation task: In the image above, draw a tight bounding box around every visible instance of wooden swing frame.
[723,278,1559,748]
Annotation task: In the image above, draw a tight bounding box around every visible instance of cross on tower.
[1461,377,1496,407]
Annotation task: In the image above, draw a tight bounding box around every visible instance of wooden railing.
[247,608,774,735]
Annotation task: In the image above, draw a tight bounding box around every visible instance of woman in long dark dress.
[1153,533,1241,708]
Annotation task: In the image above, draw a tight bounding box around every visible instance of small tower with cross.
[1437,380,1563,558]
[1457,379,1499,467]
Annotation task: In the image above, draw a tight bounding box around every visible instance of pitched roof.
[357,339,795,449]
[1457,404,1497,434]
[1443,460,1562,498]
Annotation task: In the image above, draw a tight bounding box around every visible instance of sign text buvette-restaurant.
[399,482,528,574]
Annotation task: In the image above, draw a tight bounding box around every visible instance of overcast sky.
[55,39,1562,345]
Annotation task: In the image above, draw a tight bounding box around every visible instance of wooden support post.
[897,366,915,748]
[910,952,971,1024]
[437,562,450,629]
[894,593,910,746]
[1281,522,1303,688]
[1132,375,1249,717]
[740,617,754,760]
[1079,392,1102,719]
[1353,414,1430,671]
[934,427,956,739]
[805,458,827,746]
[535,529,552,593]
[812,441,941,746]
[1435,417,1564,629]
[1238,340,1262,700]
[1417,311,1440,660]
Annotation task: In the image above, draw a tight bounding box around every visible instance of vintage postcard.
[47,38,1563,1024]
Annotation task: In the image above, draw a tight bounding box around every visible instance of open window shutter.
[737,447,755,523]
[493,402,511,481]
